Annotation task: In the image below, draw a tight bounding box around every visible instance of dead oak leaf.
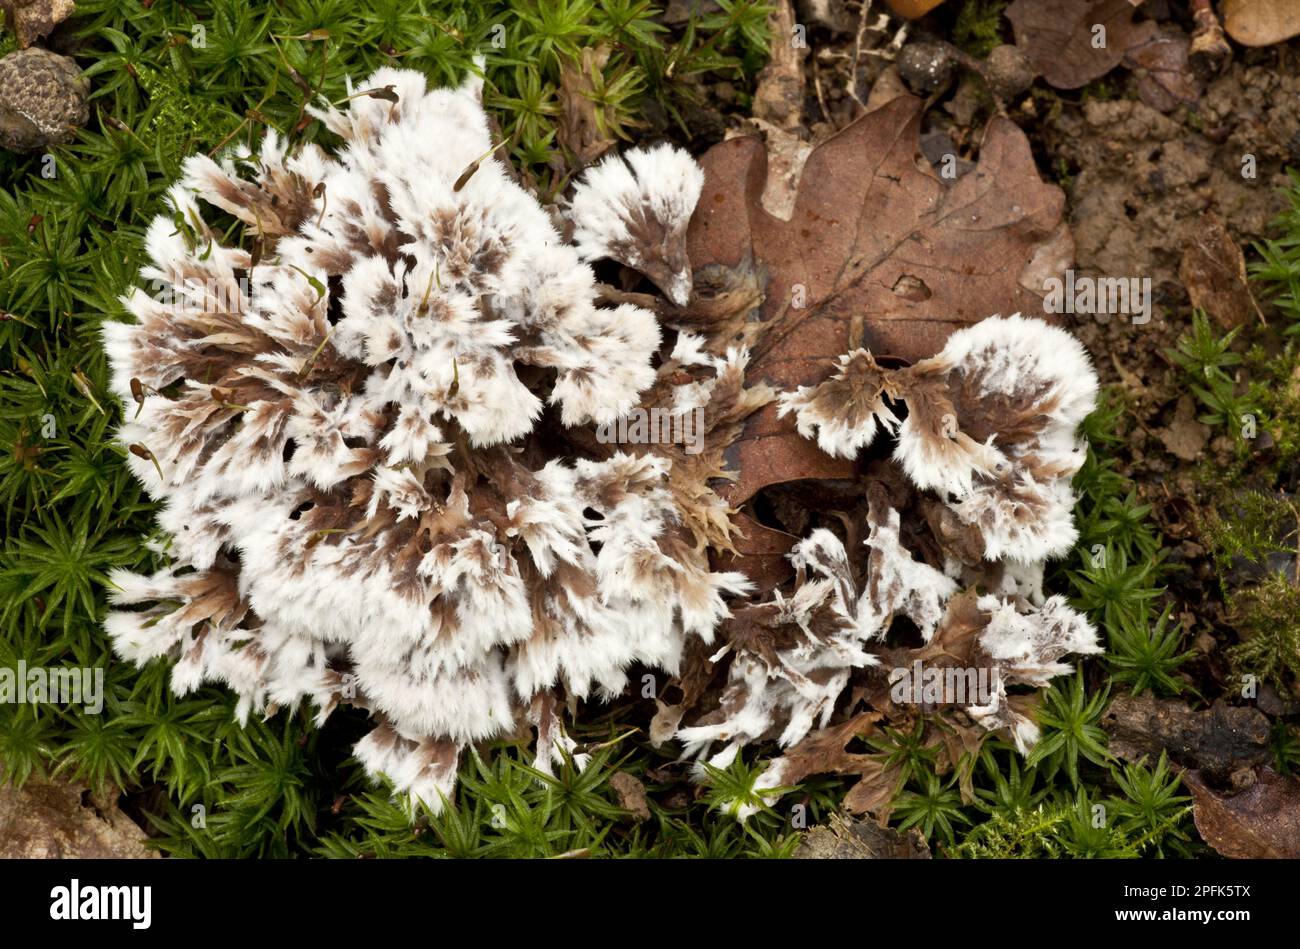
[766,711,905,818]
[1006,0,1145,90]
[556,45,617,167]
[1184,767,1300,858]
[711,511,798,596]
[1123,25,1202,113]
[686,95,1069,506]
[1179,211,1258,330]
[1223,0,1300,47]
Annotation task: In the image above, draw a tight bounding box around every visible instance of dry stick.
[849,0,874,106]
[1189,0,1233,76]
[209,85,277,157]
[269,33,322,140]
[594,282,664,313]
[811,55,834,130]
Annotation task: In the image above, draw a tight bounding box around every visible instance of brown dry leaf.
[766,711,904,819]
[1158,394,1211,461]
[1184,767,1300,858]
[686,95,1068,505]
[1123,25,1202,113]
[794,813,931,858]
[1222,0,1300,46]
[1179,211,1258,329]
[0,775,155,858]
[932,717,990,804]
[608,771,651,822]
[0,0,75,49]
[1006,0,1145,90]
[1103,694,1271,783]
[710,511,798,596]
[556,45,617,167]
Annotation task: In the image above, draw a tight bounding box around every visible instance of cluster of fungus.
[103,66,1100,816]
[671,315,1103,815]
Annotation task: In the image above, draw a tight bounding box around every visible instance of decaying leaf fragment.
[1179,211,1258,330]
[1123,26,1202,113]
[1222,0,1300,47]
[1006,0,1144,90]
[686,95,1070,506]
[1184,767,1300,858]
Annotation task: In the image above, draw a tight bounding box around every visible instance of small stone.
[1,0,76,50]
[0,47,89,152]
[896,42,955,95]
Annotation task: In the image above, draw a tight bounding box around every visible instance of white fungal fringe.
[102,67,745,815]
[682,315,1101,818]
[568,143,705,306]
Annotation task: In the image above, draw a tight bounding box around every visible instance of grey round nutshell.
[0,47,90,153]
[984,45,1036,100]
[895,42,956,96]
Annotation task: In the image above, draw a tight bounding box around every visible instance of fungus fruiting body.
[104,65,1102,819]
[103,67,750,809]
[673,315,1102,816]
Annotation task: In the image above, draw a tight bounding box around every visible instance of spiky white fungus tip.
[780,315,1099,565]
[568,143,705,306]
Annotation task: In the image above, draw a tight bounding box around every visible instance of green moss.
[952,0,1006,58]
[953,803,1073,858]
[1226,573,1300,691]
[1201,489,1295,575]
[1081,77,1118,102]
